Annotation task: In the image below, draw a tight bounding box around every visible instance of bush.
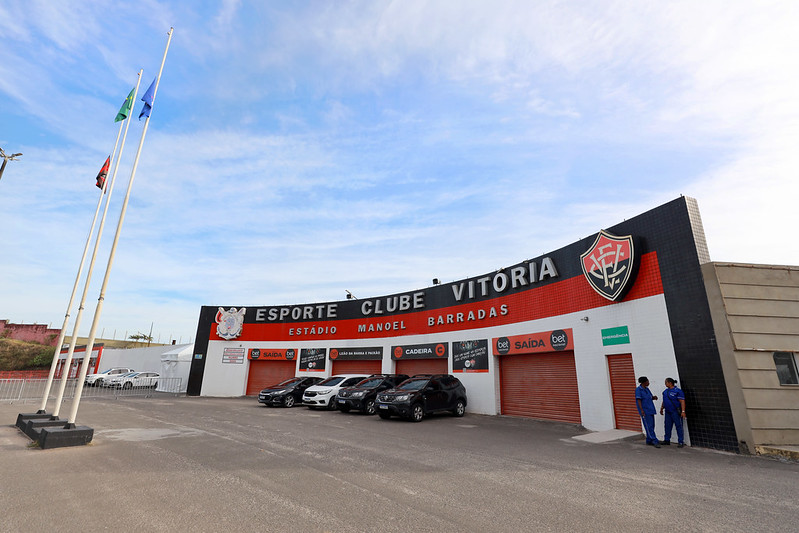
[0,339,56,370]
[31,350,55,368]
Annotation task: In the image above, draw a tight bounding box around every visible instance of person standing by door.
[636,376,660,448]
[660,377,686,448]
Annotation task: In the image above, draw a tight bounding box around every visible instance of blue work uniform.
[635,385,659,444]
[662,386,685,445]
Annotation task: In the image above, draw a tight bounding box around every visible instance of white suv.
[302,374,369,410]
[84,367,135,387]
[103,371,160,389]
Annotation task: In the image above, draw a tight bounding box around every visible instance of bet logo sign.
[495,337,510,355]
[550,330,568,351]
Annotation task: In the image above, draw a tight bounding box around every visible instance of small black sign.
[391,342,448,360]
[495,337,511,355]
[452,339,489,373]
[550,330,569,351]
[330,347,384,360]
[299,348,326,371]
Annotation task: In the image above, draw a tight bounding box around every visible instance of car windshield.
[397,378,429,391]
[356,378,383,388]
[318,376,345,386]
[275,378,301,387]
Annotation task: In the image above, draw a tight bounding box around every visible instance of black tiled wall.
[609,197,738,451]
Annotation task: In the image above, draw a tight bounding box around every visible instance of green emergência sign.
[602,326,630,346]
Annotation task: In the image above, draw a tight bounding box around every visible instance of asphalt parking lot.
[1,396,798,533]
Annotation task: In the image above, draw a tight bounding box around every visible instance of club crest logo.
[215,307,246,340]
[580,231,637,301]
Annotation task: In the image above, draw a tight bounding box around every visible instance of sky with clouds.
[1,1,797,344]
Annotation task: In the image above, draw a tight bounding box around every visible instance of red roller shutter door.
[607,354,641,431]
[396,358,448,376]
[499,351,581,424]
[246,360,296,396]
[332,359,382,375]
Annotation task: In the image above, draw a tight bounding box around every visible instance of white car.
[103,371,160,389]
[302,374,369,410]
[84,367,135,387]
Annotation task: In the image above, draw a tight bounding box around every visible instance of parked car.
[302,374,369,410]
[336,374,409,415]
[376,374,467,422]
[84,367,135,387]
[103,371,160,389]
[258,376,323,408]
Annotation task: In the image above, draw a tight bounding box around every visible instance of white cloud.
[2,1,798,340]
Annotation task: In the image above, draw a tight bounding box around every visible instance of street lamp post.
[0,148,23,182]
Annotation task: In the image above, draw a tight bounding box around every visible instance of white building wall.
[200,294,682,434]
[569,294,680,433]
[98,345,171,373]
[202,295,679,434]
[201,343,253,397]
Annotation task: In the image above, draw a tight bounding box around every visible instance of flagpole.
[37,142,121,414]
[68,28,173,426]
[50,72,143,417]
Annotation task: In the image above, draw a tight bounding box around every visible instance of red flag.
[95,156,110,191]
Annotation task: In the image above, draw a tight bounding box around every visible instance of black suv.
[258,376,323,408]
[376,374,467,422]
[336,374,409,415]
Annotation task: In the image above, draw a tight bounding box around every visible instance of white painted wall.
[98,345,176,373]
[198,294,685,438]
[201,342,253,397]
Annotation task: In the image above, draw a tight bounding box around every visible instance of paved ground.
[1,396,797,532]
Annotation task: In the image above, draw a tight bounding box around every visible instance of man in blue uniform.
[660,377,686,447]
[635,376,660,448]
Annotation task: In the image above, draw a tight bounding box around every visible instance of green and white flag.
[114,88,135,122]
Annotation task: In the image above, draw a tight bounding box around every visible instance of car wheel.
[364,399,376,415]
[122,382,133,390]
[339,405,350,413]
[378,411,392,419]
[452,400,465,417]
[283,395,295,408]
[328,397,338,410]
[410,403,424,422]
[95,379,103,387]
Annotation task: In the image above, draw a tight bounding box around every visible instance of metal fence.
[0,377,184,404]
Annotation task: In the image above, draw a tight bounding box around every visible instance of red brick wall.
[0,320,61,346]
[0,369,50,379]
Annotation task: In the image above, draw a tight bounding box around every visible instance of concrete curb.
[572,429,642,443]
[755,445,799,462]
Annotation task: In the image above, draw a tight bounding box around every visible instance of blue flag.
[138,78,156,120]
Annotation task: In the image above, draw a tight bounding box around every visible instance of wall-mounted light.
[345,290,357,300]
[432,278,441,285]
[581,316,589,322]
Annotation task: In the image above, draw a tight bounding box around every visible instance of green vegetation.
[0,338,55,371]
[128,332,153,343]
